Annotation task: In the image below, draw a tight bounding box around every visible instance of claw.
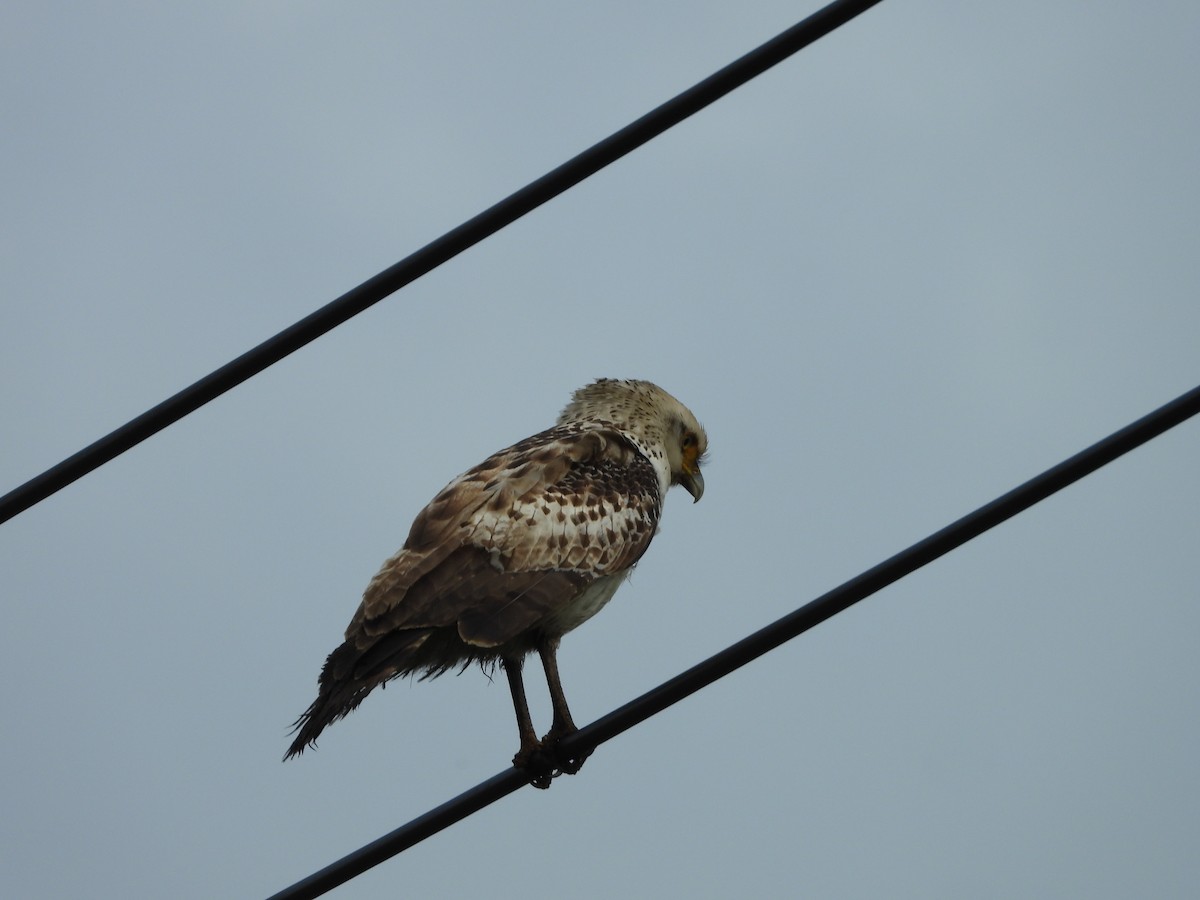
[513,741,556,789]
[540,727,592,777]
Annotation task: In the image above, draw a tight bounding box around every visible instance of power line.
[266,382,1200,900]
[0,0,885,527]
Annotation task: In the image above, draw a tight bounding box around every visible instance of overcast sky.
[3,2,1199,898]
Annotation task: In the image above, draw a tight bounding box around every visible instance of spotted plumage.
[285,379,707,786]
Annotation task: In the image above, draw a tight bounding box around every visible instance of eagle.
[284,378,707,787]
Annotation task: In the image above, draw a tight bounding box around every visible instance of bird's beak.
[680,469,704,503]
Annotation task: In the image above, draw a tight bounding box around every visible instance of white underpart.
[542,572,627,636]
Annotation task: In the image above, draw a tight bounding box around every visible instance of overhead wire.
[0,0,885,526]
[265,382,1200,900]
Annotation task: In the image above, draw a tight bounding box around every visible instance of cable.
[0,0,885,526]
[265,382,1200,900]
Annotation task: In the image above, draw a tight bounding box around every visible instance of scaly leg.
[503,656,553,789]
[538,637,591,776]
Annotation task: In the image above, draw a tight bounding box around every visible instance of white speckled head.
[558,378,707,501]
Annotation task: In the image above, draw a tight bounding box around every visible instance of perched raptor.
[284,378,707,787]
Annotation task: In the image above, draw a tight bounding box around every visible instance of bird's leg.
[502,656,553,789]
[538,637,591,776]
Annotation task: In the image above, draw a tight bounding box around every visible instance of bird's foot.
[512,728,592,788]
[541,726,591,777]
[512,742,556,790]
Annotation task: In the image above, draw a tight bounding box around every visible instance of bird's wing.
[347,424,662,651]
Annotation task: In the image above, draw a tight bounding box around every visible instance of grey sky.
[3,2,1198,898]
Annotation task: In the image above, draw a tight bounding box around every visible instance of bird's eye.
[682,433,696,448]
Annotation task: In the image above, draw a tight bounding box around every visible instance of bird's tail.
[284,643,374,759]
[283,630,434,760]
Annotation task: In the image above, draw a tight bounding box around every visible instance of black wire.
[266,382,1200,900]
[0,0,884,526]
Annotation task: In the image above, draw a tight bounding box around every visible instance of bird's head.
[560,378,707,502]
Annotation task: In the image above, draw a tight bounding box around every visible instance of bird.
[284,378,707,787]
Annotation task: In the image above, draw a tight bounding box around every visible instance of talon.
[540,727,592,777]
[556,753,588,776]
[513,742,556,789]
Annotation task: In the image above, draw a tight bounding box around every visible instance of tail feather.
[283,629,438,760]
[284,643,377,759]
